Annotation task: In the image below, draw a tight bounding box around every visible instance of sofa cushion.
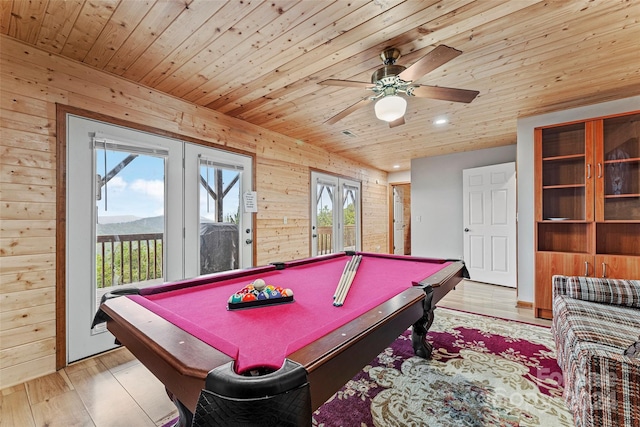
[564,276,640,308]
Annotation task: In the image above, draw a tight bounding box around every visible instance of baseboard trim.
[516,300,533,309]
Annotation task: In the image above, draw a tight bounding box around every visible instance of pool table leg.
[411,285,435,359]
[165,388,193,427]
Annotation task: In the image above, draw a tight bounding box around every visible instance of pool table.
[96,251,467,426]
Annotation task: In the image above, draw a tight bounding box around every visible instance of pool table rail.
[101,296,230,412]
[288,285,427,409]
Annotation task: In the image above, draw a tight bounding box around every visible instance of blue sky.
[96,150,240,222]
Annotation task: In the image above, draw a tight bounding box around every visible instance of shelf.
[541,156,585,187]
[596,223,640,256]
[541,123,585,158]
[604,193,640,199]
[536,249,591,254]
[603,157,640,165]
[537,222,591,253]
[542,154,585,162]
[543,184,585,190]
[542,187,586,220]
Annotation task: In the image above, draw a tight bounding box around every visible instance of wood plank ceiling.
[2,0,639,171]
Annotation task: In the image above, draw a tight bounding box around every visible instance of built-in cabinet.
[534,111,640,319]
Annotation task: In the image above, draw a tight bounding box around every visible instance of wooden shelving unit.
[534,111,640,319]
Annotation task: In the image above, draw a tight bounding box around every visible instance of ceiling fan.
[319,45,479,128]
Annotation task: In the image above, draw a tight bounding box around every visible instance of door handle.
[602,262,607,278]
[464,228,469,232]
[245,239,253,244]
[584,261,589,276]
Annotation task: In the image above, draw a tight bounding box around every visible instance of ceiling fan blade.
[319,79,375,88]
[325,98,373,125]
[398,45,462,82]
[410,85,479,103]
[388,117,405,128]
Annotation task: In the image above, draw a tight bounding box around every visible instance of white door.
[311,172,361,256]
[393,186,405,255]
[462,162,517,287]
[67,116,254,362]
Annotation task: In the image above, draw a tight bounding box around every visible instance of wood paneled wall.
[0,35,389,388]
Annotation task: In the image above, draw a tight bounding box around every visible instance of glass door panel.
[95,147,166,294]
[199,160,241,274]
[315,181,336,255]
[184,143,253,276]
[602,113,640,220]
[540,123,588,221]
[342,184,359,251]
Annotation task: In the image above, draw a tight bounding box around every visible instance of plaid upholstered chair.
[552,275,640,427]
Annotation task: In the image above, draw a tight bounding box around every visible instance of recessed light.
[393,165,400,169]
[434,118,448,125]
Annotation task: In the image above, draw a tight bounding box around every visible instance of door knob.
[464,228,469,232]
[245,239,253,244]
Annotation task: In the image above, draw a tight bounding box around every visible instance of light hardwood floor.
[0,280,551,427]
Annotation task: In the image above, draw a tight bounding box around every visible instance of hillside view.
[97,216,164,235]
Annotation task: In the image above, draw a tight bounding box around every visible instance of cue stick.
[333,255,356,299]
[335,255,361,306]
[334,255,362,306]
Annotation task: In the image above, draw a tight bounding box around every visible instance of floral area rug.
[312,308,574,427]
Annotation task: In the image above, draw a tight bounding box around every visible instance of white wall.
[388,170,411,183]
[516,95,640,303]
[411,145,517,260]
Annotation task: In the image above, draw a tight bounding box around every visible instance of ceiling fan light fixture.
[374,95,407,122]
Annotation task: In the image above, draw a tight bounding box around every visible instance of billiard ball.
[242,293,257,302]
[229,293,242,304]
[282,288,293,297]
[253,278,266,291]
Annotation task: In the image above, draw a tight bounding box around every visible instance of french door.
[66,115,253,362]
[310,171,361,256]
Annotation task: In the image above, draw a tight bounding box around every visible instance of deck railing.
[316,225,356,254]
[97,226,356,286]
[96,233,163,288]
